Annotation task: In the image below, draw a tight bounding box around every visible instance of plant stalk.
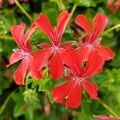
[0,92,14,115]
[14,0,32,21]
[70,4,77,16]
[99,100,120,118]
[102,24,120,36]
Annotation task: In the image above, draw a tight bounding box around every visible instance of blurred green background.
[0,0,120,120]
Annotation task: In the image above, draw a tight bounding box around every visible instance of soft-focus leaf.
[41,2,59,26]
[1,0,120,119]
[12,87,41,120]
[67,0,96,7]
[38,78,54,103]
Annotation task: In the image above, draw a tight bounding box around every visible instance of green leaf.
[91,68,120,115]
[110,50,120,68]
[12,87,41,120]
[0,13,16,33]
[41,2,59,26]
[67,0,96,7]
[38,78,54,103]
[50,0,66,10]
[30,28,50,46]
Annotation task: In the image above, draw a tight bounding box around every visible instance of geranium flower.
[7,23,42,85]
[0,0,28,8]
[32,11,72,80]
[94,115,120,120]
[108,0,120,12]
[75,14,114,61]
[52,48,104,108]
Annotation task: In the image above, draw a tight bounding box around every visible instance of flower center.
[53,46,60,52]
[75,76,84,85]
[13,49,31,57]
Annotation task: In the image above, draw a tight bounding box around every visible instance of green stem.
[14,0,32,21]
[57,0,65,10]
[0,91,14,115]
[102,24,120,36]
[79,33,87,41]
[99,100,120,118]
[25,74,31,90]
[70,4,77,16]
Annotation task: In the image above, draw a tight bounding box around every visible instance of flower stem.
[98,99,120,118]
[70,4,77,16]
[14,0,32,21]
[25,74,30,90]
[0,91,14,115]
[102,24,120,36]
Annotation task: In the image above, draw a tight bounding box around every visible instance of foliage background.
[0,0,120,120]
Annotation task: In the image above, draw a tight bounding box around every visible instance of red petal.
[28,57,42,79]
[95,46,114,60]
[108,0,113,5]
[34,14,55,43]
[29,68,42,80]
[94,115,120,120]
[24,23,36,46]
[77,47,90,62]
[37,43,52,49]
[8,0,14,4]
[82,50,104,78]
[60,41,75,49]
[50,52,64,80]
[52,80,75,104]
[108,0,116,12]
[115,0,120,7]
[32,48,53,70]
[14,58,28,85]
[62,48,80,75]
[91,14,108,42]
[83,80,99,99]
[22,0,29,2]
[7,51,24,67]
[76,47,90,74]
[66,82,82,108]
[75,15,91,34]
[108,0,120,12]
[11,23,25,49]
[0,0,3,8]
[64,76,74,81]
[56,11,71,45]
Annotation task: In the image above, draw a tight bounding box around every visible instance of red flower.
[108,0,120,12]
[75,14,114,61]
[32,11,72,80]
[0,0,2,8]
[52,48,104,108]
[7,23,42,85]
[94,115,120,120]
[0,0,28,8]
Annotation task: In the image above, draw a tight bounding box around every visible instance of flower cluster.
[8,11,114,108]
[108,0,120,12]
[0,0,28,8]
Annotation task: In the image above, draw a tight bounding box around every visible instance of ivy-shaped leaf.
[38,78,54,103]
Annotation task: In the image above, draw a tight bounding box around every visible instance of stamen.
[76,76,84,85]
